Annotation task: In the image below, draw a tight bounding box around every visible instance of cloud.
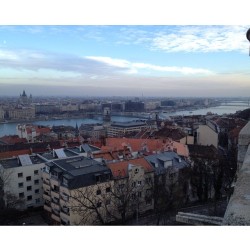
[85,56,214,75]
[150,26,249,53]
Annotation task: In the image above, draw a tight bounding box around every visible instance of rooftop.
[0,154,46,169]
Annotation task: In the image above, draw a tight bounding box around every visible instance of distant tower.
[75,123,79,137]
[103,107,111,123]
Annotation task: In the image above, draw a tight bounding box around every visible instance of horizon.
[1,25,250,97]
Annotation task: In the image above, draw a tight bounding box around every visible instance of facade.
[0,154,46,210]
[8,107,35,121]
[17,124,51,143]
[0,107,4,121]
[107,158,155,220]
[18,90,32,105]
[42,156,113,225]
[107,121,151,137]
[196,120,219,148]
[60,103,79,112]
[124,100,144,112]
[35,104,60,114]
[79,102,99,112]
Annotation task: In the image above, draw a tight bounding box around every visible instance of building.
[35,104,60,114]
[106,158,155,220]
[107,121,151,137]
[17,124,51,143]
[0,107,4,121]
[195,120,219,148]
[8,107,35,121]
[124,100,144,112]
[0,154,46,210]
[79,124,106,140]
[145,151,190,194]
[18,90,32,105]
[60,103,79,112]
[42,155,113,225]
[104,137,189,158]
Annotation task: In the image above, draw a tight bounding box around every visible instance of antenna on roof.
[246,28,250,56]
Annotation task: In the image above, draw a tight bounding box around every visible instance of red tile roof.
[107,158,154,178]
[0,135,27,144]
[104,138,189,157]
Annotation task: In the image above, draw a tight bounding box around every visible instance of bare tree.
[67,177,150,225]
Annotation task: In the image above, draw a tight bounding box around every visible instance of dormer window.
[62,177,68,187]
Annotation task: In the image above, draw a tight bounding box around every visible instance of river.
[0,116,141,137]
[0,103,249,137]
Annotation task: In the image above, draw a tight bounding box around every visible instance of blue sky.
[0,25,250,97]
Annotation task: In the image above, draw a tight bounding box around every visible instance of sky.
[0,25,250,97]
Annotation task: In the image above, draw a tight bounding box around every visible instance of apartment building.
[0,154,46,210]
[107,121,150,137]
[196,120,219,148]
[106,158,155,221]
[42,156,113,225]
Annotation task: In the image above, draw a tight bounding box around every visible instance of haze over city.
[1,25,250,97]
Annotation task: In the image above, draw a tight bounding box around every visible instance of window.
[52,185,59,193]
[137,191,142,198]
[34,170,39,175]
[132,182,136,188]
[26,176,31,181]
[27,186,32,191]
[62,178,68,187]
[97,201,102,208]
[51,171,58,179]
[34,179,39,185]
[19,192,24,198]
[35,189,39,194]
[35,198,40,204]
[135,168,139,174]
[95,175,100,183]
[137,181,142,186]
[18,182,23,188]
[106,187,111,193]
[96,189,101,195]
[146,177,152,184]
[131,193,136,200]
[146,199,152,205]
[27,195,32,201]
[18,172,23,178]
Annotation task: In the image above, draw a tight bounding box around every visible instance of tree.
[153,166,191,225]
[0,167,25,224]
[67,173,153,225]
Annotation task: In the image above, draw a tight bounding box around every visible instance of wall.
[196,124,218,148]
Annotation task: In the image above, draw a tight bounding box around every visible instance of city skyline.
[0,25,250,97]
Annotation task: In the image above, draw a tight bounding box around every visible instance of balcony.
[60,206,70,216]
[44,204,52,212]
[51,190,60,199]
[43,193,51,201]
[43,182,50,190]
[60,193,69,202]
[51,213,60,223]
[51,202,60,212]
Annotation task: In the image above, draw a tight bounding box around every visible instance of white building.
[196,120,219,148]
[107,121,151,137]
[0,154,47,210]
